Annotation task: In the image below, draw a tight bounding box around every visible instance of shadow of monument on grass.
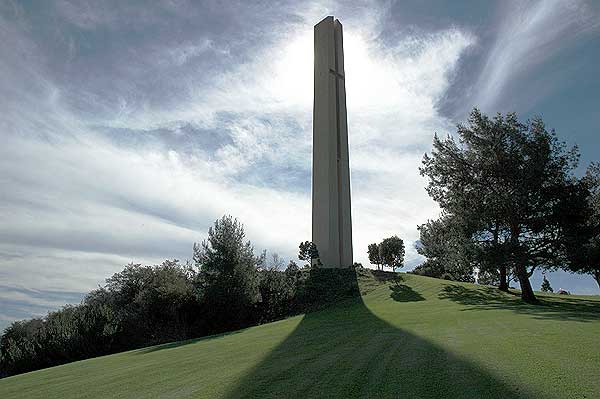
[440,284,600,323]
[224,270,539,399]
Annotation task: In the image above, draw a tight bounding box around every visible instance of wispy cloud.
[473,0,600,112]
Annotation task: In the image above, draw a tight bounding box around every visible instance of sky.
[1,0,599,330]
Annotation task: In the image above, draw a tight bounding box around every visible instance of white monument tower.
[312,16,353,268]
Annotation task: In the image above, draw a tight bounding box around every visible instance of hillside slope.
[1,273,599,399]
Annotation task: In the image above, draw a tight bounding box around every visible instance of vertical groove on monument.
[312,16,353,268]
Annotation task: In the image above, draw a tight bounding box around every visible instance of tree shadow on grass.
[369,270,426,302]
[440,284,600,322]
[389,283,425,302]
[224,270,539,399]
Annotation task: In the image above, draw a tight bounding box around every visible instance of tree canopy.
[193,215,261,331]
[368,236,405,272]
[564,163,600,288]
[420,109,589,301]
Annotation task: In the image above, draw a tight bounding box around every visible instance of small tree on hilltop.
[380,236,405,272]
[368,243,382,270]
[298,241,320,266]
[540,276,553,293]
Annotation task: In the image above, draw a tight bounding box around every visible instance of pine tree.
[193,215,260,332]
[540,276,553,293]
[420,109,585,302]
[298,241,320,265]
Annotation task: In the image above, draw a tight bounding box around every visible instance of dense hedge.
[0,261,365,378]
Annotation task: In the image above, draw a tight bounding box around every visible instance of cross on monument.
[312,16,353,268]
[329,69,344,80]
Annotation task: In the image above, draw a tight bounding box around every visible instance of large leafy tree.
[193,215,261,331]
[421,109,585,302]
[420,111,524,291]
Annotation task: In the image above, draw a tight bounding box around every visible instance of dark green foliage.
[411,259,445,278]
[411,260,474,283]
[193,215,261,332]
[541,276,553,293]
[420,109,586,302]
[379,236,405,272]
[0,296,120,376]
[367,243,382,270]
[415,215,476,282]
[476,268,506,286]
[564,163,600,288]
[441,273,454,281]
[293,267,361,312]
[285,260,300,278]
[368,236,405,272]
[0,319,44,376]
[0,260,200,377]
[298,241,320,265]
[0,216,370,378]
[257,267,295,322]
[103,260,199,345]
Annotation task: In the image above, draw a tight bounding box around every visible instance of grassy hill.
[1,272,599,399]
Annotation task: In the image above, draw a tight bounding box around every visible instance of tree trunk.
[594,270,600,289]
[493,222,509,292]
[498,264,509,292]
[515,265,537,302]
[508,223,536,302]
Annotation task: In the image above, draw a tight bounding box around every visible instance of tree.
[298,241,320,266]
[379,236,405,272]
[367,243,382,270]
[193,215,261,331]
[257,268,294,322]
[477,267,515,287]
[411,260,445,278]
[421,109,584,302]
[564,163,600,288]
[285,260,299,274]
[540,276,553,293]
[416,215,476,282]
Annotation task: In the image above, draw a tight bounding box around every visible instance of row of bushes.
[1,217,364,377]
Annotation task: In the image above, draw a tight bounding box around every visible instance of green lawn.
[1,273,599,399]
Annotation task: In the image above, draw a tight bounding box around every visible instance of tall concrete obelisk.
[312,16,353,268]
